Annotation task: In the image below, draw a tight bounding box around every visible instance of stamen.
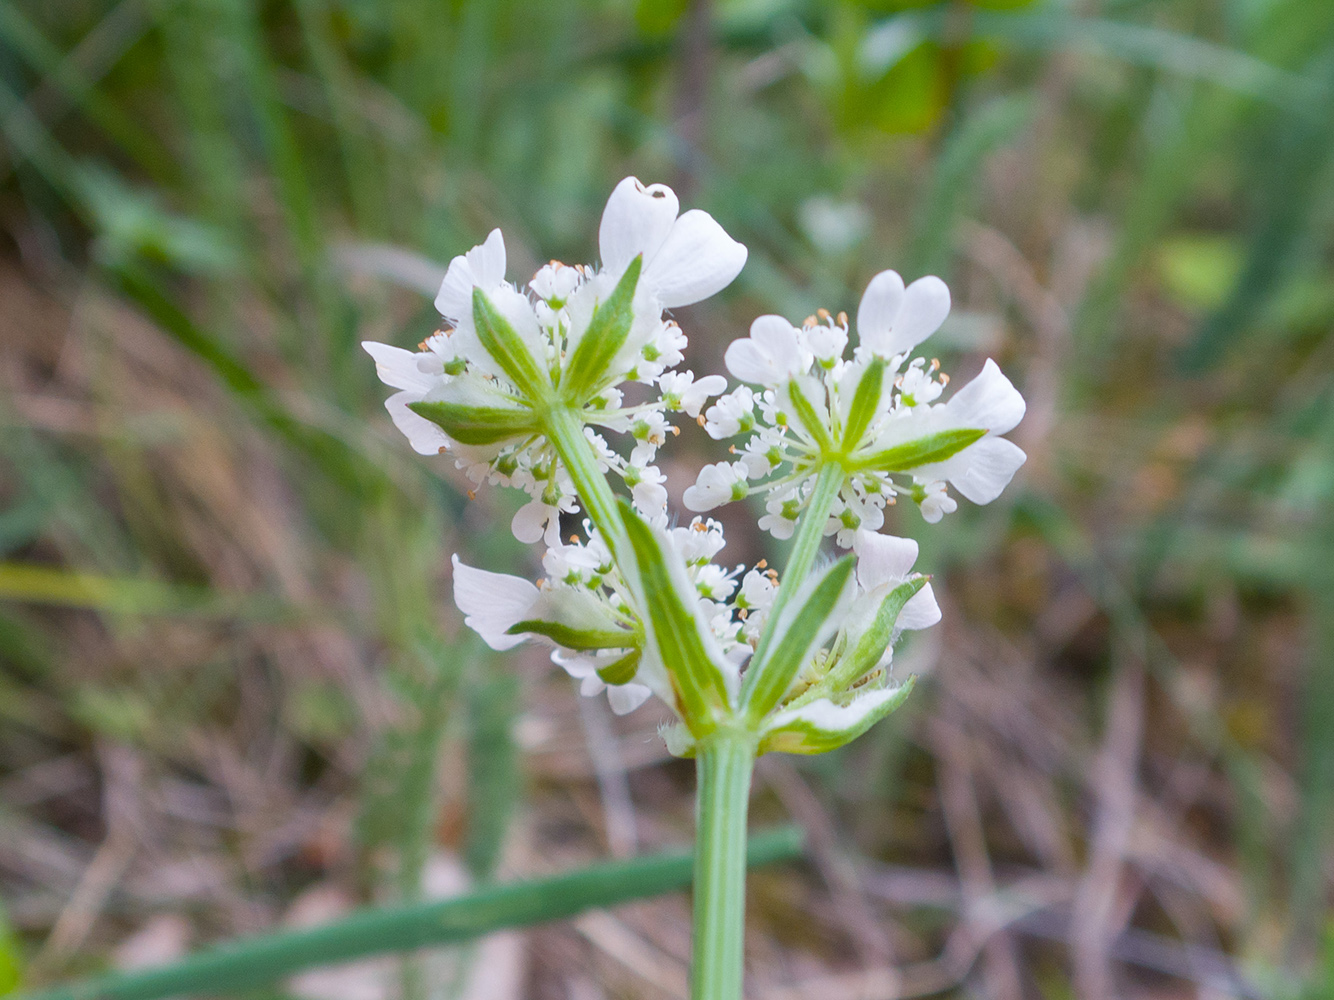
[817,308,831,321]
[756,559,768,568]
[467,489,476,500]
[837,311,848,327]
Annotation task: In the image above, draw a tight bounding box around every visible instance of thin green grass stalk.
[15,828,804,1000]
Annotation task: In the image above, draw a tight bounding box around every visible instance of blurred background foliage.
[1,0,1333,996]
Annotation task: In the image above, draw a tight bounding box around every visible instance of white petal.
[853,531,919,591]
[885,276,950,356]
[856,269,905,353]
[724,339,776,385]
[362,342,438,393]
[435,229,507,323]
[511,499,553,544]
[944,359,1026,435]
[451,555,539,651]
[606,682,652,715]
[467,228,507,287]
[946,436,1027,505]
[599,177,679,275]
[898,582,942,630]
[642,209,747,308]
[385,392,451,455]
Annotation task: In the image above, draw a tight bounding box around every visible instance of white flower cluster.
[452,517,783,714]
[685,271,1027,542]
[365,177,1026,742]
[364,178,743,544]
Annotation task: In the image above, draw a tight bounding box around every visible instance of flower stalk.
[691,732,756,1000]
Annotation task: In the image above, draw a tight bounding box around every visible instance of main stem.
[691,734,755,1000]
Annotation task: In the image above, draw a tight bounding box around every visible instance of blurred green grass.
[1,0,1333,995]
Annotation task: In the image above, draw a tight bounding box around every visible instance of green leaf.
[758,679,915,755]
[506,619,637,651]
[617,499,731,729]
[824,578,927,693]
[11,829,805,1000]
[408,398,537,446]
[841,357,886,451]
[472,286,550,399]
[743,557,856,723]
[855,427,987,472]
[560,255,641,403]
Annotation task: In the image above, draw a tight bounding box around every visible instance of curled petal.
[643,209,748,308]
[606,682,653,715]
[898,582,942,631]
[600,177,679,275]
[853,531,920,591]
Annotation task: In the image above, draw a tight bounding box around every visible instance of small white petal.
[511,499,554,544]
[643,209,748,308]
[606,683,653,715]
[600,177,679,275]
[451,555,539,651]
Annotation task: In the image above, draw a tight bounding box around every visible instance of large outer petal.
[450,555,539,651]
[362,341,438,393]
[887,276,951,356]
[943,359,1026,435]
[435,229,506,323]
[643,210,748,308]
[853,531,919,591]
[599,177,679,275]
[916,436,1027,505]
[898,582,942,630]
[855,269,905,353]
[385,391,451,455]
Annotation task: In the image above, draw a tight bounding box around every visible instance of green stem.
[740,462,844,709]
[542,403,628,559]
[691,733,756,1000]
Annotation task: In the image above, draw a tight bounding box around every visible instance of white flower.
[659,370,727,418]
[451,556,540,651]
[599,177,748,308]
[512,495,575,546]
[552,651,654,715]
[529,261,582,305]
[855,270,951,361]
[915,479,957,523]
[627,465,669,519]
[702,386,755,440]
[758,485,802,539]
[851,530,940,630]
[684,461,750,512]
[670,517,728,564]
[724,315,812,386]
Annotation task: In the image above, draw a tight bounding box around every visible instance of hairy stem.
[691,733,755,1000]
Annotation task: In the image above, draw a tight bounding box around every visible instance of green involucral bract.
[741,557,855,723]
[560,255,642,402]
[408,394,537,446]
[783,377,834,452]
[855,427,987,471]
[618,499,733,732]
[596,648,642,685]
[840,357,887,451]
[505,619,638,651]
[472,286,551,400]
[757,678,916,755]
[822,576,927,695]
